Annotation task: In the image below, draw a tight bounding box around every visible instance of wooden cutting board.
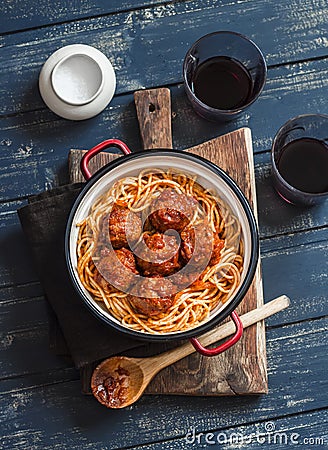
[69,88,267,395]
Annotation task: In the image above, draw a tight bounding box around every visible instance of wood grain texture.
[69,126,268,395]
[134,88,172,149]
[1,0,328,116]
[141,409,328,449]
[0,317,327,449]
[1,0,167,33]
[1,0,327,446]
[1,58,328,203]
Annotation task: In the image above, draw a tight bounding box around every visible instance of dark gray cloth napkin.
[18,184,174,391]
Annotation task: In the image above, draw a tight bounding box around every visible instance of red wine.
[192,56,252,110]
[278,138,328,193]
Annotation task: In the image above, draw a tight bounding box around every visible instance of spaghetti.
[76,169,243,334]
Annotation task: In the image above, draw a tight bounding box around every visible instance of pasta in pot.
[76,169,243,334]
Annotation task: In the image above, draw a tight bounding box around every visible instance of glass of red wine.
[183,31,267,121]
[271,114,328,206]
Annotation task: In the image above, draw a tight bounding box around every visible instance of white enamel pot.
[65,139,259,356]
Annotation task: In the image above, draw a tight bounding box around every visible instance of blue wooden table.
[1,1,327,448]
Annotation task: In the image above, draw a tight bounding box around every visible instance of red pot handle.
[189,311,243,357]
[80,139,132,181]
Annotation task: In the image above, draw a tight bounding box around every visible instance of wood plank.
[1,0,328,115]
[1,58,328,201]
[134,88,173,149]
[0,323,73,379]
[138,409,328,449]
[1,0,167,34]
[0,317,327,449]
[0,281,43,303]
[261,236,328,326]
[0,295,46,333]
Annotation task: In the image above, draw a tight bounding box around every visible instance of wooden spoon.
[91,295,290,408]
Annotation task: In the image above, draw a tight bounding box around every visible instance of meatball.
[128,277,175,316]
[180,227,196,263]
[180,224,212,266]
[149,188,196,232]
[95,247,138,292]
[180,224,224,267]
[210,235,225,265]
[135,232,181,276]
[107,204,142,249]
[171,270,198,289]
[115,247,138,273]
